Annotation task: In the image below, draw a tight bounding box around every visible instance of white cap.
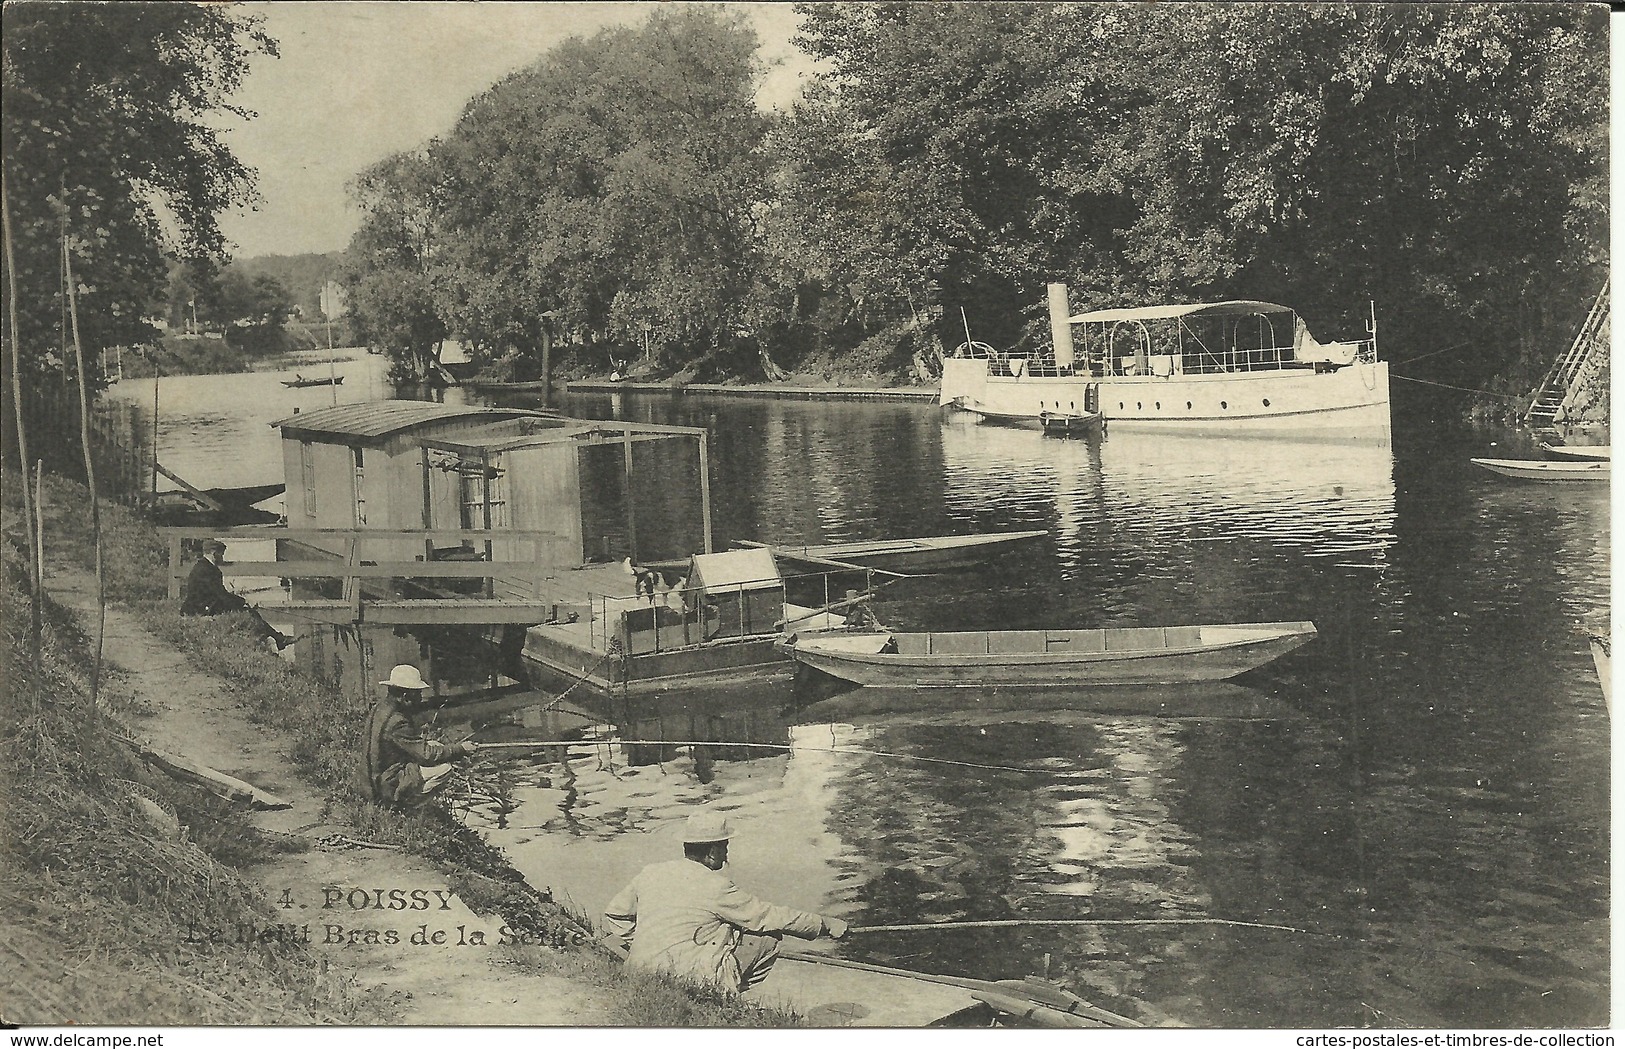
[681,812,734,844]
[380,664,429,690]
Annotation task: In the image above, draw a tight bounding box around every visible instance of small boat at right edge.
[781,621,1318,688]
[1540,442,1611,462]
[1470,457,1609,481]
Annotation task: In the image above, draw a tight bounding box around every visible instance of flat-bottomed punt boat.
[783,621,1318,688]
[1470,457,1609,481]
[737,530,1047,573]
[282,374,344,388]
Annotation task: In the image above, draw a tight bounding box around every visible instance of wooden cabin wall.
[357,444,424,565]
[280,439,362,559]
[493,443,584,599]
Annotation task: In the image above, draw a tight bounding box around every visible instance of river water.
[107,362,1610,1028]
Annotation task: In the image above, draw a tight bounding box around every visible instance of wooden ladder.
[1525,282,1610,427]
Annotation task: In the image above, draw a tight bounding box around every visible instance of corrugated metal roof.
[269,400,542,443]
[1070,300,1293,324]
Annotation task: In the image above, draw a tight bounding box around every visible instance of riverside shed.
[270,400,713,592]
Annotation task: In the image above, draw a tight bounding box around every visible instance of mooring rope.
[1390,373,1523,399]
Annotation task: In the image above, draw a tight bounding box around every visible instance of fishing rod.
[845,917,1321,936]
[471,738,1044,775]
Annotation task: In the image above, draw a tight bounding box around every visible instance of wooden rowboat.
[1471,457,1609,481]
[782,622,1318,688]
[1541,443,1611,462]
[281,374,344,388]
[737,530,1047,573]
[756,950,1143,1028]
[1039,410,1105,436]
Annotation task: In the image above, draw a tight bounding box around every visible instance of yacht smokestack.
[1047,283,1075,370]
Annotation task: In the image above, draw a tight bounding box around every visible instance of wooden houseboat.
[270,400,872,703]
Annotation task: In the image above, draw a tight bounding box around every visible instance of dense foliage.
[1,3,274,388]
[343,2,1605,389]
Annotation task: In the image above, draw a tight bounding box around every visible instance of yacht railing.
[978,337,1377,379]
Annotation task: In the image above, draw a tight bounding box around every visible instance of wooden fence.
[159,526,570,625]
[4,380,149,504]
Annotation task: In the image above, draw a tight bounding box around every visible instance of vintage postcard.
[1,1,1610,1039]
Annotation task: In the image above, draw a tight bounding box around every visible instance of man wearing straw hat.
[180,538,293,650]
[601,812,847,992]
[362,664,481,805]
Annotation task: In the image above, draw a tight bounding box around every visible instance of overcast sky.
[215,2,817,260]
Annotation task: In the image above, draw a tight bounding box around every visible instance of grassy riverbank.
[3,473,799,1027]
[1,543,381,1022]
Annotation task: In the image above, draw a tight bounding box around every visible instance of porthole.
[1118,402,1125,410]
[1186,401,1193,409]
[1155,401,1161,410]
[1220,401,1228,410]
[1262,398,1271,407]
[1136,402,1142,410]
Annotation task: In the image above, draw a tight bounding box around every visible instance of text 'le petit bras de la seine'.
[182,885,539,948]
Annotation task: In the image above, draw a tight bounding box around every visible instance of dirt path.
[43,564,611,1026]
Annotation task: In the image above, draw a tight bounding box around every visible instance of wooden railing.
[160,526,566,604]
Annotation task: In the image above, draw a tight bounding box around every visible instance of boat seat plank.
[1054,630,1106,653]
[1162,625,1202,648]
[989,630,1048,655]
[1104,627,1171,652]
[924,632,989,656]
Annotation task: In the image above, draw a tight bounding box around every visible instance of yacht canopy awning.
[1070,300,1293,324]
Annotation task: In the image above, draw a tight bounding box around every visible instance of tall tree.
[346,6,773,374]
[2,3,275,388]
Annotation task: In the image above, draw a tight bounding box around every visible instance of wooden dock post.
[698,429,712,554]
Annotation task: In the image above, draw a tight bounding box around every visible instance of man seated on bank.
[601,813,847,992]
[363,664,482,806]
[180,538,294,650]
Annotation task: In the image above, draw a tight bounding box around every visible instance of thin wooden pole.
[697,430,712,554]
[151,357,160,501]
[1,165,42,665]
[622,427,637,564]
[32,459,44,698]
[64,234,105,712]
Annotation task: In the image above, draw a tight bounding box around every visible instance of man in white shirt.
[602,812,848,991]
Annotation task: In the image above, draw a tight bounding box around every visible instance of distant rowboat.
[782,621,1318,688]
[282,374,344,388]
[736,530,1047,573]
[1470,457,1609,481]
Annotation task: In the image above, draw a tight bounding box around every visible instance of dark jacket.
[362,695,471,803]
[180,556,248,617]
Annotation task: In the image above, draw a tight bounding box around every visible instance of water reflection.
[939,417,1397,572]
